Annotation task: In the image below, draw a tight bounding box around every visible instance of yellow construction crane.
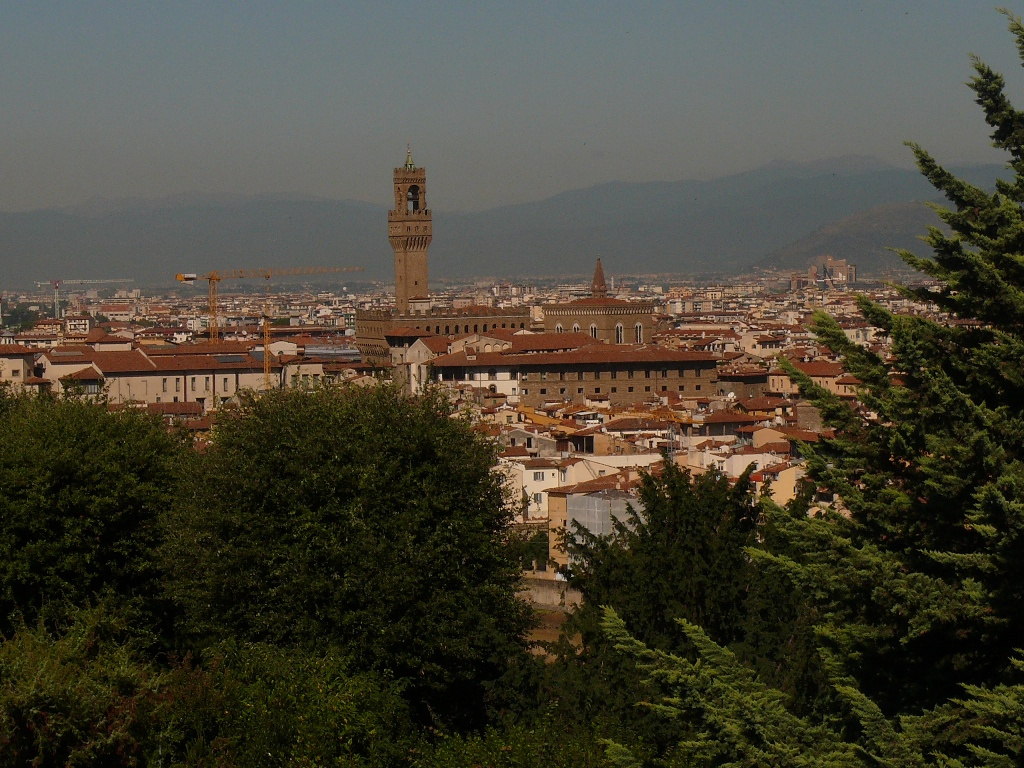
[175,265,364,386]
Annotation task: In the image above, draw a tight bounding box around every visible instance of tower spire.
[591,257,608,299]
[404,142,415,170]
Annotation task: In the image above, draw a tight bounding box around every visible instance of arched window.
[635,323,643,343]
[615,324,624,344]
[474,324,479,333]
[519,323,525,329]
[406,184,421,212]
[454,325,460,333]
[555,324,563,333]
[590,324,598,339]
[482,324,488,332]
[445,325,450,334]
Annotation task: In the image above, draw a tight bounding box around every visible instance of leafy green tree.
[155,642,417,766]
[0,605,163,767]
[163,384,532,730]
[0,392,185,639]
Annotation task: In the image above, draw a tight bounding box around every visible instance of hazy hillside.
[0,157,1005,288]
[756,201,949,276]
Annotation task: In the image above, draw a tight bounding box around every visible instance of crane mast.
[34,278,135,319]
[175,265,364,387]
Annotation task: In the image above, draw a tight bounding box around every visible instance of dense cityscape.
[5,5,1024,767]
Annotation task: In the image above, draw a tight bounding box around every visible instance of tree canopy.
[0,392,185,640]
[162,384,533,730]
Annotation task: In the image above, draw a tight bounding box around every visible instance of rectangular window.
[191,376,196,392]
[162,378,167,392]
[578,371,584,380]
[11,369,19,377]
[645,386,651,392]
[594,371,601,380]
[611,387,617,393]
[533,493,543,505]
[661,385,667,392]
[205,376,210,390]
[594,387,601,394]
[628,370,634,379]
[533,471,545,481]
[223,377,229,390]
[610,370,617,379]
[539,388,547,395]
[696,384,702,391]
[645,370,651,378]
[628,386,634,392]
[522,389,528,395]
[559,388,566,394]
[175,378,180,393]
[662,369,668,377]
[577,388,583,394]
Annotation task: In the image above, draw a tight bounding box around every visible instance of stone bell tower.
[388,145,432,314]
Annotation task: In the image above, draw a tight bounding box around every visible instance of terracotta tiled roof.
[701,411,762,425]
[148,353,271,372]
[548,472,640,495]
[44,348,155,373]
[385,326,435,338]
[509,332,599,353]
[146,342,254,356]
[737,396,788,411]
[61,367,103,381]
[146,402,204,416]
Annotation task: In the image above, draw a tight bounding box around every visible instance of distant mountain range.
[0,156,1005,290]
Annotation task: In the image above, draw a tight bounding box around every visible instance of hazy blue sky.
[1,1,1020,212]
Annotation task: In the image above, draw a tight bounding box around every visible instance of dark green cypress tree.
[769,8,1024,715]
[598,11,1024,765]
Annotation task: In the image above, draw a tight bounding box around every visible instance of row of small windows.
[414,322,526,334]
[553,323,642,343]
[523,384,703,396]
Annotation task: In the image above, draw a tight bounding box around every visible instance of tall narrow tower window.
[615,324,624,344]
[407,185,421,212]
[635,323,643,343]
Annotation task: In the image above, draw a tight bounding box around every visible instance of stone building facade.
[541,259,659,344]
[430,344,718,408]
